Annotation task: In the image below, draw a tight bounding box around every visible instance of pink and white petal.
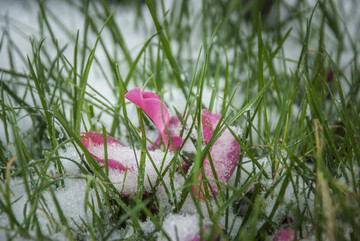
[148,135,162,151]
[169,114,181,129]
[81,131,124,148]
[80,132,127,170]
[148,130,182,151]
[193,110,240,199]
[148,115,183,151]
[166,135,183,150]
[202,128,240,196]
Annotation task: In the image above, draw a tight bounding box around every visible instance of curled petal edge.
[125,87,182,151]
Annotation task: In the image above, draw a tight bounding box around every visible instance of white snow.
[105,148,178,196]
[158,213,200,241]
[0,176,100,241]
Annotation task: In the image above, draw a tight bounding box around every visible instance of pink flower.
[273,229,299,241]
[192,110,240,199]
[124,87,182,151]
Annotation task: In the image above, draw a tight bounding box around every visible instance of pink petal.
[273,229,299,241]
[202,109,221,143]
[80,132,127,170]
[193,110,240,199]
[81,131,124,147]
[151,115,193,173]
[125,87,182,151]
[148,115,182,151]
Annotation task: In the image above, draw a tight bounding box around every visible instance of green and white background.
[1,0,359,240]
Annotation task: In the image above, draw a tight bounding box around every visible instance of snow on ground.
[0,143,100,241]
[158,213,200,241]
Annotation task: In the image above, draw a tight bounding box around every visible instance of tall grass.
[1,0,359,240]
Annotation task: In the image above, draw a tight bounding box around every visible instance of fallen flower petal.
[80,131,177,197]
[148,115,182,151]
[148,113,195,173]
[125,87,182,151]
[81,131,124,147]
[80,132,127,171]
[202,109,221,143]
[193,110,241,199]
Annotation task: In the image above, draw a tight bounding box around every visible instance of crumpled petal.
[125,87,182,151]
[80,132,127,171]
[193,110,241,199]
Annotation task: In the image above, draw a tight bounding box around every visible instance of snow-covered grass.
[1,0,360,240]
